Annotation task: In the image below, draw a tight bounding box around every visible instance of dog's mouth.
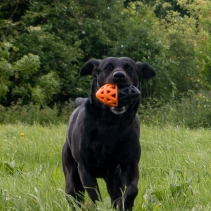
[110,106,126,115]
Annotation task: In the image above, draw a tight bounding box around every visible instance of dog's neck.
[86,82,140,126]
[86,94,139,127]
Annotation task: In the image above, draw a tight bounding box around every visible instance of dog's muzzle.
[110,106,126,115]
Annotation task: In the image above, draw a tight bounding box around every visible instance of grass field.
[0,123,211,211]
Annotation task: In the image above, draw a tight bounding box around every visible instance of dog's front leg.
[120,163,139,211]
[78,164,101,203]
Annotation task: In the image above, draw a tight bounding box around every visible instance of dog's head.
[80,57,155,115]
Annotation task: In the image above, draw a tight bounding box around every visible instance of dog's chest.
[85,126,121,174]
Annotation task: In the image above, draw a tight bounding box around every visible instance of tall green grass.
[1,91,211,128]
[1,124,211,210]
[0,102,74,125]
[139,125,211,211]
[138,90,211,128]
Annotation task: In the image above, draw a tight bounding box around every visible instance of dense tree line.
[0,0,211,107]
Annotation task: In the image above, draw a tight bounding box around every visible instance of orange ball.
[96,84,141,107]
[96,84,118,107]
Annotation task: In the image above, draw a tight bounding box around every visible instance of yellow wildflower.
[20,133,24,137]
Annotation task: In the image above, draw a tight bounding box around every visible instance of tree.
[178,0,211,90]
[141,0,191,18]
[0,0,130,105]
[0,42,13,100]
[0,0,210,107]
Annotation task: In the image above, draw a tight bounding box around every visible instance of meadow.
[0,123,211,211]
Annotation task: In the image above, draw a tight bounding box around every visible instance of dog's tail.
[75,98,87,108]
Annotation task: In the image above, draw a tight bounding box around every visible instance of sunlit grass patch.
[0,124,211,210]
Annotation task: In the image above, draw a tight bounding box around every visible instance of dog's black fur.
[62,57,155,210]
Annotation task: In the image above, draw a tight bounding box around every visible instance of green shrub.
[0,101,74,125]
[138,90,211,128]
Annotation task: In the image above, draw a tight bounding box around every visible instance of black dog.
[62,57,155,210]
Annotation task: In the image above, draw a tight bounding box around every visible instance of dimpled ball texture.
[96,84,141,107]
[96,84,118,107]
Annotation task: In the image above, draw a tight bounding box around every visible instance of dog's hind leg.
[62,141,84,205]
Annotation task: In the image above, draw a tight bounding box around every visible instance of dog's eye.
[105,65,113,71]
[126,66,133,71]
[124,64,133,71]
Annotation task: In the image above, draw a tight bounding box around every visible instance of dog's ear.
[80,59,101,76]
[136,62,156,80]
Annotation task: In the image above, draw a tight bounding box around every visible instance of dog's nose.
[113,71,126,80]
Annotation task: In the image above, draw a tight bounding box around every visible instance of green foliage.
[181,0,211,90]
[31,72,60,105]
[109,2,170,99]
[13,53,40,79]
[14,29,83,103]
[109,2,201,101]
[138,90,211,128]
[0,101,74,125]
[0,0,211,110]
[0,42,13,98]
[0,40,61,105]
[158,10,200,96]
